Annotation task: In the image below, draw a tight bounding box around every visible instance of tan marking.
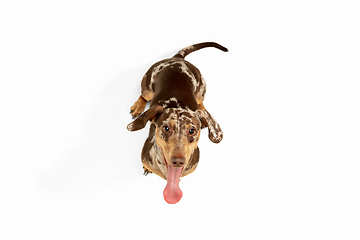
[130,95,147,117]
[198,103,206,110]
[142,90,154,102]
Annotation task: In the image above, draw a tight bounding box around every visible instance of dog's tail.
[173,42,228,59]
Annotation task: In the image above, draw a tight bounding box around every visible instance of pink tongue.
[163,165,183,204]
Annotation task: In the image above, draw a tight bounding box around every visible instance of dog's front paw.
[143,166,152,176]
[130,96,147,118]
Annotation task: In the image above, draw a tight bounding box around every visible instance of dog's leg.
[197,97,207,111]
[130,71,155,118]
[198,102,206,110]
[130,95,147,118]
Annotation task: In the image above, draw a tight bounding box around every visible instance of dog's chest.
[146,135,168,178]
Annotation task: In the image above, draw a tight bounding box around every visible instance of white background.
[1,0,359,239]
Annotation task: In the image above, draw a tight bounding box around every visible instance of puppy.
[127,42,227,203]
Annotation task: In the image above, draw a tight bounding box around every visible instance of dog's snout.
[171,156,185,167]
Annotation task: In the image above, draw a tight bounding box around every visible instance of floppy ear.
[196,109,223,143]
[127,105,164,131]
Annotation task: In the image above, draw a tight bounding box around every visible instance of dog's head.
[127,105,223,167]
[127,105,222,204]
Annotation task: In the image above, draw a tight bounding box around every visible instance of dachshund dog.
[127,42,227,203]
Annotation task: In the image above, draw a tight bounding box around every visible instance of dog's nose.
[171,156,185,167]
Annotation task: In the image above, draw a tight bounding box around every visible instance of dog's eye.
[162,126,170,133]
[189,128,196,136]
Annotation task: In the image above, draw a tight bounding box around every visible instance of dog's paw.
[130,104,144,118]
[130,97,147,118]
[143,167,152,176]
